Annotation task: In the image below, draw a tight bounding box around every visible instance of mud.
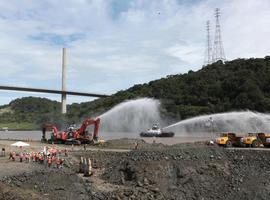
[1,139,270,200]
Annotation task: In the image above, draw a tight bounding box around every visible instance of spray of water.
[98,98,161,134]
[164,111,270,136]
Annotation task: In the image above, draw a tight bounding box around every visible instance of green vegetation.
[1,57,270,129]
[0,122,36,130]
[68,57,270,121]
[0,106,13,114]
[0,97,62,129]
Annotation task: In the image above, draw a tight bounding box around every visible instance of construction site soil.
[1,138,270,200]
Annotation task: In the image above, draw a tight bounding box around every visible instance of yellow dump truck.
[242,133,260,147]
[257,133,270,147]
[243,133,270,148]
[215,133,244,147]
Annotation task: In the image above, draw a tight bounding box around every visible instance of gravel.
[1,140,270,200]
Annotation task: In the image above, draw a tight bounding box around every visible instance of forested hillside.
[1,57,270,129]
[69,57,270,121]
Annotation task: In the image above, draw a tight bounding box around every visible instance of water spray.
[164,111,270,136]
[98,98,161,134]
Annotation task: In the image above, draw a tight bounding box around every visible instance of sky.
[0,0,270,105]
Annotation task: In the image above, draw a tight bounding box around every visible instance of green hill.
[0,97,62,129]
[1,57,270,129]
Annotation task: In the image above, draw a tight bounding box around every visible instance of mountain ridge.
[1,57,270,129]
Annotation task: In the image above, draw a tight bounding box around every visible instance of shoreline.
[0,129,39,131]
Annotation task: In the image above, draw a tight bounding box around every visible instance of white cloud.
[0,0,269,105]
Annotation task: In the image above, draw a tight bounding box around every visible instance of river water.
[0,131,210,145]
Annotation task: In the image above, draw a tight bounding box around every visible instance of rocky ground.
[1,139,270,200]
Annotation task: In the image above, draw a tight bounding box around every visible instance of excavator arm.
[42,124,59,141]
[93,118,100,140]
[76,118,101,141]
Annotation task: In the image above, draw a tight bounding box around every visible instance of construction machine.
[257,133,270,147]
[42,118,103,145]
[42,124,67,144]
[242,133,261,148]
[242,132,270,148]
[65,118,101,145]
[215,133,244,147]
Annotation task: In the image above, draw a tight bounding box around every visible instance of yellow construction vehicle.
[241,132,270,148]
[215,133,244,147]
[258,133,270,147]
[242,133,261,148]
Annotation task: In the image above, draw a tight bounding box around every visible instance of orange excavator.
[66,118,101,145]
[42,118,101,145]
[41,124,66,144]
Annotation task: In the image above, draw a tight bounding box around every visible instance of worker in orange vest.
[40,154,44,164]
[30,152,34,162]
[19,152,23,162]
[48,157,52,168]
[25,153,29,163]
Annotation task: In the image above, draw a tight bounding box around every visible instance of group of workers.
[8,147,68,169]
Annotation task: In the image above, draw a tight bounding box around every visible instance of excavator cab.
[66,124,76,139]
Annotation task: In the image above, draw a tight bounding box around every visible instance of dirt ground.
[1,139,270,200]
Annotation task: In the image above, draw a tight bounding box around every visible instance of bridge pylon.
[61,48,67,114]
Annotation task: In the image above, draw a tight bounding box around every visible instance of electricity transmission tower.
[212,8,226,63]
[204,20,212,66]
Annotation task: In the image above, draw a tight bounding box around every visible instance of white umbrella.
[11,141,30,147]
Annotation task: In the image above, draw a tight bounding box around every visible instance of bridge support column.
[62,48,67,114]
[61,93,67,114]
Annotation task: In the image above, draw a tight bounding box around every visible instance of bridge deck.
[0,85,108,98]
